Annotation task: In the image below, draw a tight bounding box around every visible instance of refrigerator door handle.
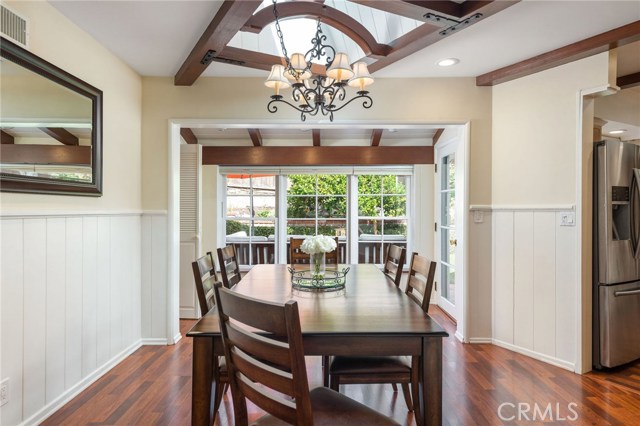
[631,169,640,258]
[614,289,640,297]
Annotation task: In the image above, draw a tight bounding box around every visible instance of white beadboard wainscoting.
[0,211,157,426]
[141,212,169,344]
[483,206,577,371]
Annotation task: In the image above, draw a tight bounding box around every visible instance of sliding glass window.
[286,174,347,263]
[224,174,276,265]
[357,175,408,264]
[221,168,411,268]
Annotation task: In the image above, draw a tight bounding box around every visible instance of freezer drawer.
[599,281,640,367]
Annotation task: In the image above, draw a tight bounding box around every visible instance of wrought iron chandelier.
[265,0,374,122]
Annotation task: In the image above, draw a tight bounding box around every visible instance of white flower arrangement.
[300,235,337,255]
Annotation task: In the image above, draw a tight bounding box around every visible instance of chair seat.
[253,387,400,426]
[329,356,411,375]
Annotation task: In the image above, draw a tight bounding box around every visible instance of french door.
[436,139,461,321]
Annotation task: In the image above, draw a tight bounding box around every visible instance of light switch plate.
[560,212,576,227]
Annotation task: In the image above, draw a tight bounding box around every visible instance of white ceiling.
[45,0,640,145]
[49,0,640,79]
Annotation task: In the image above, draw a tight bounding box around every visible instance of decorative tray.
[288,266,350,292]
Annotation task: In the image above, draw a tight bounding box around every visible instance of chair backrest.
[405,252,437,313]
[325,236,339,264]
[289,237,309,265]
[290,236,340,265]
[383,244,406,287]
[217,245,241,288]
[213,283,313,426]
[191,252,218,315]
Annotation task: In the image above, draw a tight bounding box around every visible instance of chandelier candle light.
[265,0,374,121]
[300,235,337,278]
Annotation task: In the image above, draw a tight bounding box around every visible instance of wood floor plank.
[41,307,640,426]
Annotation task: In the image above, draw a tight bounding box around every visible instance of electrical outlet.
[0,378,8,407]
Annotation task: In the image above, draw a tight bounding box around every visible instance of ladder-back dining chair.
[217,244,241,288]
[290,236,340,265]
[383,244,407,287]
[213,283,400,426]
[191,252,228,419]
[328,252,437,422]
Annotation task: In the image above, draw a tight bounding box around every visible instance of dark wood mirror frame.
[0,37,103,196]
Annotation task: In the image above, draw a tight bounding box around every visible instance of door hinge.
[434,222,438,232]
[435,281,438,292]
[434,164,437,173]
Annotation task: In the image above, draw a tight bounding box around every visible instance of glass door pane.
[440,154,455,304]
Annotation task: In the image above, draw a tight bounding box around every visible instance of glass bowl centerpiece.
[301,235,337,278]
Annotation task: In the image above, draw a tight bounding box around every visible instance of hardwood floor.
[43,307,640,426]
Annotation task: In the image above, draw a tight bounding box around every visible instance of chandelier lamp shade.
[265,0,374,122]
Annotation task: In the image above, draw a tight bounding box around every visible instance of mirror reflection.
[0,37,102,195]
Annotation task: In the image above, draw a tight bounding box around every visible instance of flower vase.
[311,252,326,278]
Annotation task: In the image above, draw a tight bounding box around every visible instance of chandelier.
[264,0,374,122]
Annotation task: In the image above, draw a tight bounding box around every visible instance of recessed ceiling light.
[388,129,397,133]
[437,58,459,67]
[608,129,626,135]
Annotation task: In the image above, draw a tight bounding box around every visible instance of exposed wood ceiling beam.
[477,20,640,86]
[180,128,198,144]
[242,2,391,58]
[432,128,444,145]
[0,145,91,165]
[312,129,321,146]
[248,128,263,146]
[39,127,79,146]
[618,71,640,89]
[368,1,518,73]
[174,0,262,86]
[215,46,327,75]
[350,1,497,21]
[1,130,14,144]
[202,146,433,166]
[370,129,383,146]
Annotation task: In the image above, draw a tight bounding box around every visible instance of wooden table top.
[187,264,447,338]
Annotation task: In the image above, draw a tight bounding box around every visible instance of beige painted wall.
[595,86,640,128]
[141,77,492,209]
[0,1,142,211]
[491,53,610,205]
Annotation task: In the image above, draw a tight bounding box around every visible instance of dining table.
[187,263,448,426]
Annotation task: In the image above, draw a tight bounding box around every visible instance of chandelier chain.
[272,0,290,69]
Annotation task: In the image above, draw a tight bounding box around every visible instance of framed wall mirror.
[0,37,102,195]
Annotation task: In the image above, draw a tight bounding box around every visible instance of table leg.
[419,337,443,426]
[192,337,214,426]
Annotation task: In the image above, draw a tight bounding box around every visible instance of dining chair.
[212,283,400,426]
[217,244,241,288]
[328,252,437,420]
[382,244,407,287]
[290,236,340,265]
[289,237,309,265]
[191,252,228,419]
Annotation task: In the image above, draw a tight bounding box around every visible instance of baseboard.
[492,339,575,372]
[454,331,465,343]
[173,332,183,345]
[141,338,169,345]
[468,337,493,344]
[22,340,143,426]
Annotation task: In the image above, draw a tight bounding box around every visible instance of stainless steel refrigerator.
[593,139,640,369]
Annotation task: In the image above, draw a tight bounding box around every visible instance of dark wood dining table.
[187,263,448,426]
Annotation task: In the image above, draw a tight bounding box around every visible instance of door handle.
[449,239,457,247]
[631,169,640,258]
[614,289,640,297]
